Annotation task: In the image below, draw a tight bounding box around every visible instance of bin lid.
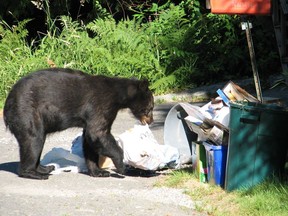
[164,103,191,156]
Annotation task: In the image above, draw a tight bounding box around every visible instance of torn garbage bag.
[41,124,180,174]
[118,124,180,170]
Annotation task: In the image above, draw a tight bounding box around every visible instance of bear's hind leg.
[18,135,50,180]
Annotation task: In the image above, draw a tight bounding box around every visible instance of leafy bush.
[0,0,281,106]
[0,19,36,102]
[87,18,163,79]
[141,4,196,93]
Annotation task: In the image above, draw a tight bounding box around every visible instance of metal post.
[241,21,263,103]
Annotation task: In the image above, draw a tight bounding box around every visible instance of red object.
[210,0,271,15]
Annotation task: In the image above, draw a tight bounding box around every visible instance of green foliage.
[34,16,97,70]
[0,0,281,105]
[87,18,163,78]
[141,3,198,93]
[236,179,288,216]
[88,0,111,20]
[182,13,245,84]
[0,19,35,99]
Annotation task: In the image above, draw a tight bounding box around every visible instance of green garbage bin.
[225,101,288,191]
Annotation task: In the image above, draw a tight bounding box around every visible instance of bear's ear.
[127,79,149,98]
[139,79,149,92]
[127,84,138,98]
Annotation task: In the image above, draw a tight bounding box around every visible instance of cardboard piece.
[185,81,258,146]
[221,81,259,103]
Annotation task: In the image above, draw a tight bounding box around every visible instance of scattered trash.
[184,81,261,147]
[184,101,230,146]
[118,124,180,171]
[218,81,259,106]
[41,124,180,174]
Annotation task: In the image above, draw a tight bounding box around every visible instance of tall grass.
[0,19,39,106]
[237,179,288,216]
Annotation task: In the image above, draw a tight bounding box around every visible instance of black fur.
[3,68,154,179]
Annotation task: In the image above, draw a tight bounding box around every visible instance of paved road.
[0,103,206,216]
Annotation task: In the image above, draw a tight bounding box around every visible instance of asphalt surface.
[0,102,208,216]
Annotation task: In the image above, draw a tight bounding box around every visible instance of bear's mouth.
[140,115,153,125]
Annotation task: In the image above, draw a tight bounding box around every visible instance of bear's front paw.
[89,169,110,177]
[116,165,126,175]
[37,164,55,174]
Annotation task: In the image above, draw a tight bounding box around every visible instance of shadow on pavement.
[0,161,19,175]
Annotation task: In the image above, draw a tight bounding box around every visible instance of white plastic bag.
[41,146,87,174]
[118,124,180,170]
[41,124,180,174]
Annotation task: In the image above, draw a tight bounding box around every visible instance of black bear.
[3,68,154,180]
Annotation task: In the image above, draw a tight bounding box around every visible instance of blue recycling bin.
[203,142,228,187]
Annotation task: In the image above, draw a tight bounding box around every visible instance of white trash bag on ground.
[41,145,87,174]
[118,124,180,171]
[41,124,180,174]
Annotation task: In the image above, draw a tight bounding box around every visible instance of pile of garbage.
[41,123,180,175]
[189,81,263,144]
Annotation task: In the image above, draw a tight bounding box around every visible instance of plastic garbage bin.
[203,142,228,187]
[225,101,288,191]
[164,103,200,165]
